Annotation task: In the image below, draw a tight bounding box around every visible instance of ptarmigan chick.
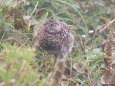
[35,20,74,58]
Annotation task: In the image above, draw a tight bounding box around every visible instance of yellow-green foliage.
[0,43,40,86]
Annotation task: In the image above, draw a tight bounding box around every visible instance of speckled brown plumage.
[35,20,74,58]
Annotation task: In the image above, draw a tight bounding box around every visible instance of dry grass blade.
[49,58,66,86]
[0,0,7,6]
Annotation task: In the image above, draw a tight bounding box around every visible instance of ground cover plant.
[0,0,115,86]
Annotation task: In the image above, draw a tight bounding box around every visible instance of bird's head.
[43,20,62,34]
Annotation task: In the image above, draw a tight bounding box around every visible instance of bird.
[35,20,74,59]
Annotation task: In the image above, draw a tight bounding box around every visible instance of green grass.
[0,43,40,86]
[0,0,115,85]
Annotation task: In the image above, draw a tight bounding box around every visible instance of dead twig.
[99,19,115,33]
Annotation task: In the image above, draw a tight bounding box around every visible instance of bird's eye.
[50,24,53,26]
